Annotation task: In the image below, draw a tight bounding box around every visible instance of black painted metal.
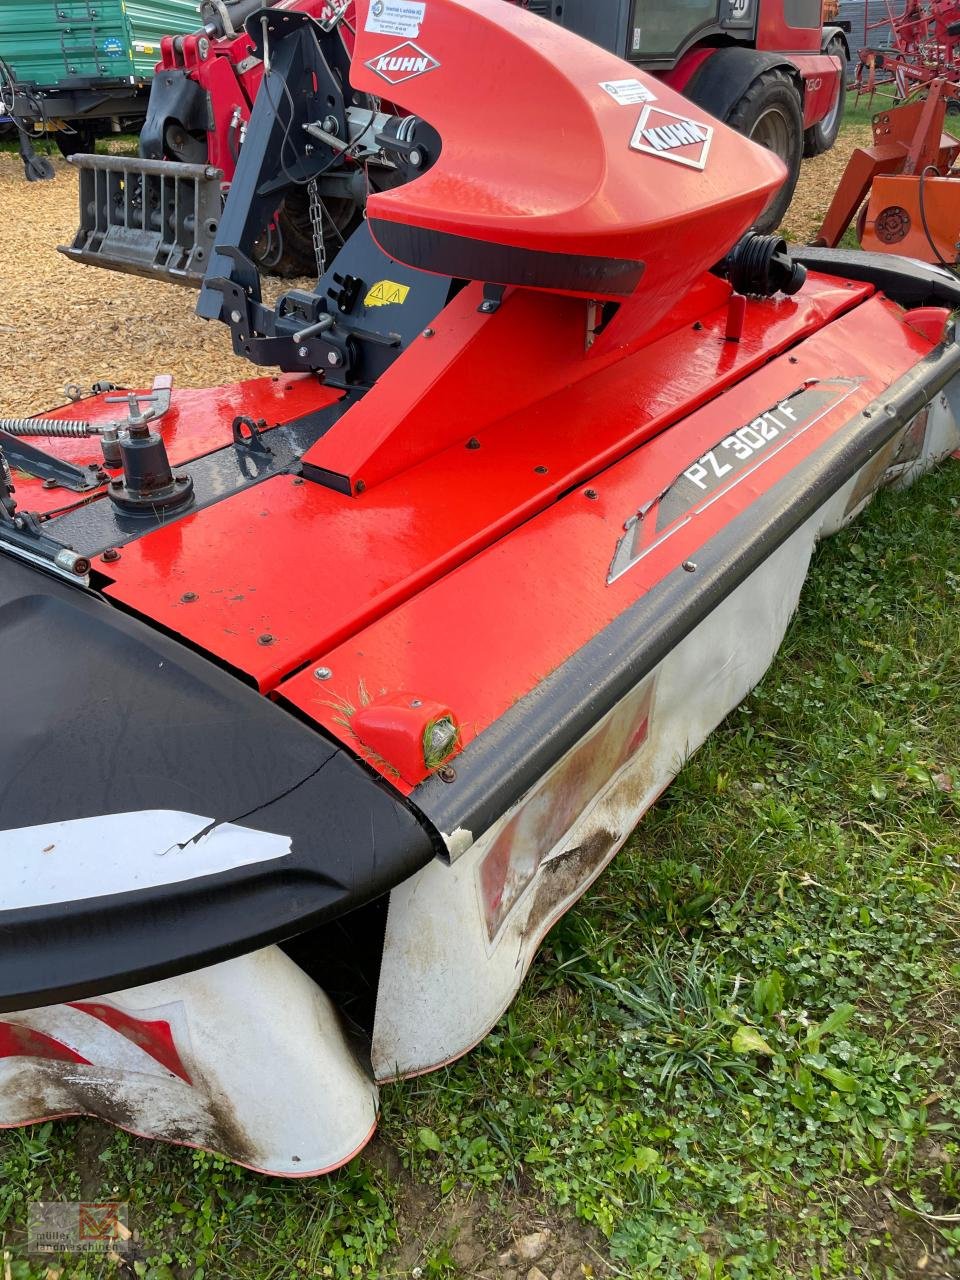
[44,397,354,556]
[0,431,104,493]
[793,247,960,309]
[0,553,441,1011]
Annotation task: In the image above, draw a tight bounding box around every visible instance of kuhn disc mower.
[2,0,959,1176]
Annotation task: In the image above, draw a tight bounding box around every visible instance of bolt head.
[438,764,457,784]
[42,478,58,490]
[257,633,275,646]
[682,560,698,573]
[297,345,309,359]
[101,547,120,563]
[181,591,198,602]
[584,488,599,501]
[327,351,341,367]
[422,327,435,338]
[314,666,333,681]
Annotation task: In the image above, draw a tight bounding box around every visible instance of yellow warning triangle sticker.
[364,280,411,307]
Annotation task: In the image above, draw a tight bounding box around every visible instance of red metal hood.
[353,0,786,319]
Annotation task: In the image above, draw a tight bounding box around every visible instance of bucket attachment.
[59,154,224,287]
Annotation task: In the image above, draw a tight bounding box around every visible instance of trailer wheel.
[726,70,804,233]
[803,36,847,157]
[55,123,97,158]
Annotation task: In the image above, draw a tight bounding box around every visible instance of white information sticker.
[599,78,657,106]
[365,0,426,38]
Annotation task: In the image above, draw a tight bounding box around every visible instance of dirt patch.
[387,1176,614,1280]
[0,153,263,418]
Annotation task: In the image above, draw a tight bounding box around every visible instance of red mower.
[1,0,958,1175]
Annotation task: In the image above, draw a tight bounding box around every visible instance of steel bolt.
[355,479,366,493]
[479,301,497,314]
[257,632,275,646]
[584,488,599,501]
[466,437,481,450]
[101,547,120,563]
[682,560,698,573]
[422,327,435,338]
[314,666,333,681]
[410,698,423,707]
[438,764,457,784]
[297,345,309,358]
[327,351,341,367]
[181,591,198,603]
[42,478,58,490]
[534,465,548,474]
[292,476,304,485]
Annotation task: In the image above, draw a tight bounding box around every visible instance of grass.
[2,117,960,1280]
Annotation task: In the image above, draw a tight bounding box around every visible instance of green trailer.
[0,0,199,177]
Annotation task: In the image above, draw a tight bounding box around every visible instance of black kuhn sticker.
[365,40,439,85]
[608,378,863,584]
[630,105,713,170]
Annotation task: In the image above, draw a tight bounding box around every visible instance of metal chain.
[308,176,327,279]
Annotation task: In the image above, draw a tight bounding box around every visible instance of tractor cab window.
[628,0,726,60]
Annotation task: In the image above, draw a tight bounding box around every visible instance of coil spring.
[0,418,95,438]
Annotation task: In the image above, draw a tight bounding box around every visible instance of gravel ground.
[0,123,873,418]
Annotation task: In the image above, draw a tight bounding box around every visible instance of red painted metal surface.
[756,1,823,52]
[102,275,868,691]
[13,375,339,518]
[354,0,784,314]
[277,294,932,792]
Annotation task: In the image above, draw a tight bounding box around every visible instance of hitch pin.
[293,314,335,344]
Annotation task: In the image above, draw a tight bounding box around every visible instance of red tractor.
[68,0,848,281]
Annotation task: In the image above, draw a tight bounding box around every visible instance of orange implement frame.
[813,78,960,260]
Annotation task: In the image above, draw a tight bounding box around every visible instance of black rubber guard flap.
[0,554,440,1012]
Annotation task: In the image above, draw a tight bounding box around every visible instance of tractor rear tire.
[803,36,847,156]
[253,185,360,279]
[726,70,804,234]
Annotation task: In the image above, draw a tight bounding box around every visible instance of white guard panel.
[0,949,378,1177]
[370,397,960,1080]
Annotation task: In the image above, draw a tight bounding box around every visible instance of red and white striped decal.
[0,1001,192,1083]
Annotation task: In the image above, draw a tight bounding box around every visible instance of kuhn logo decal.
[630,105,713,170]
[365,40,439,85]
